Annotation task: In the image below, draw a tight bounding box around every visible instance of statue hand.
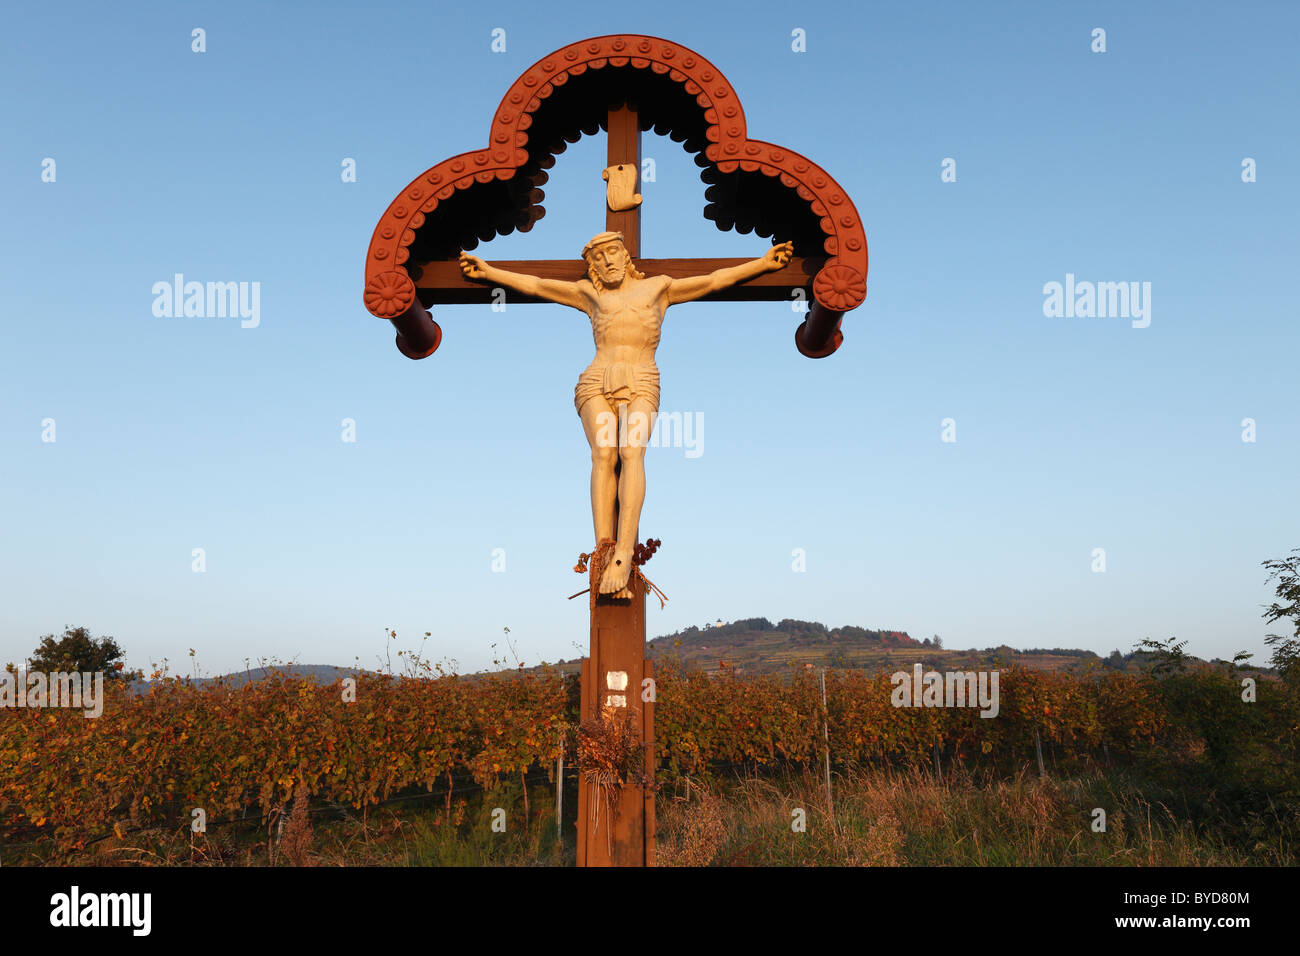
[459,251,488,280]
[764,241,794,270]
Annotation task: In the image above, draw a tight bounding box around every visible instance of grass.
[654,765,1287,866]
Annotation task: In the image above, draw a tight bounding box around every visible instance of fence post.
[1034,728,1046,779]
[556,735,564,847]
[820,669,834,825]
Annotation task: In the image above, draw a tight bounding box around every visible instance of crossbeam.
[412,257,824,305]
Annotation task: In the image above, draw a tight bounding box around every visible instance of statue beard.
[587,260,644,292]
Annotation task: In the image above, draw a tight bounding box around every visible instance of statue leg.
[579,396,619,545]
[599,397,655,596]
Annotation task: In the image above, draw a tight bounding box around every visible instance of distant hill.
[133,663,372,692]
[645,617,921,674]
[634,617,1152,676]
[212,664,372,687]
[143,629,1174,687]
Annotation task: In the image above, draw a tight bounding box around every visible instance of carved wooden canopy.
[363,33,868,359]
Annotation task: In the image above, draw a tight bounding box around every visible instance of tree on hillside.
[1262,549,1300,688]
[25,626,131,678]
[1134,636,1189,677]
[777,619,824,636]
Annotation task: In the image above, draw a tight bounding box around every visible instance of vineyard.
[2,658,1296,858]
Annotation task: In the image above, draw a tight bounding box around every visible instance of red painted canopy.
[363,33,868,342]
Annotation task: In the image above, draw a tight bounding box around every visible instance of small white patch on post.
[606,670,628,691]
[605,694,627,708]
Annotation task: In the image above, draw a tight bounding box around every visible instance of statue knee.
[592,444,618,469]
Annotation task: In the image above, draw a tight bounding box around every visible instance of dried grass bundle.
[577,707,647,854]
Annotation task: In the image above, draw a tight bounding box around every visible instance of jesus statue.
[459,233,793,597]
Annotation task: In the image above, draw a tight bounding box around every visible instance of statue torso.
[583,275,669,368]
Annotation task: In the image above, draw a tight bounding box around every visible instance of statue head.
[582,231,643,291]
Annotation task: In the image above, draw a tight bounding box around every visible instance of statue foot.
[598,551,634,598]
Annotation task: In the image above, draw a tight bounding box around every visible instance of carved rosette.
[813,263,867,313]
[364,270,416,319]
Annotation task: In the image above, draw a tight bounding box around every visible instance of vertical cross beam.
[576,104,653,867]
[606,105,641,257]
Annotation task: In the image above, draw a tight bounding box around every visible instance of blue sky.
[2,1,1296,676]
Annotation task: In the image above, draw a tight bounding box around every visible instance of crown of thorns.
[581,232,626,259]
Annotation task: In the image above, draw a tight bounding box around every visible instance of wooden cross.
[364,33,867,859]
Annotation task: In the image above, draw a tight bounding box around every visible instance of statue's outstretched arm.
[459,252,588,311]
[667,241,793,305]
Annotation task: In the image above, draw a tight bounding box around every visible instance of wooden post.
[1035,728,1046,779]
[556,736,564,848]
[820,669,833,825]
[577,575,654,866]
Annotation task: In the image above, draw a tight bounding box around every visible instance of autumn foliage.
[1,660,1292,854]
[652,663,1167,776]
[0,669,565,852]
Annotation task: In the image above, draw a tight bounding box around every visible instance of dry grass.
[655,788,726,867]
[277,781,316,867]
[653,765,1261,866]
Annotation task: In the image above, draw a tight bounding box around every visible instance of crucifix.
[360,34,868,867]
[458,157,792,596]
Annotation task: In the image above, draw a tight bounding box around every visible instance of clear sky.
[2,0,1296,676]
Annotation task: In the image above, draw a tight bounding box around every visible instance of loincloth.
[574,363,660,415]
